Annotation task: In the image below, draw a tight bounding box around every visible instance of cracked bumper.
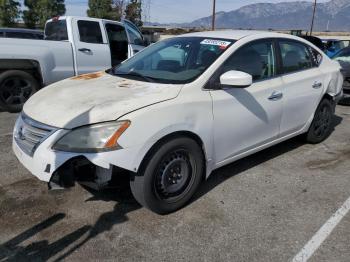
[12,129,142,183]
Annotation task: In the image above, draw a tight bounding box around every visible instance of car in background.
[0,16,147,113]
[333,47,350,104]
[300,35,325,51]
[13,31,343,214]
[0,28,44,40]
[323,39,350,57]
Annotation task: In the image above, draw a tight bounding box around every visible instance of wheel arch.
[0,59,43,87]
[137,130,208,180]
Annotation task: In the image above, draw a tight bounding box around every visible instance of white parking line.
[291,196,350,262]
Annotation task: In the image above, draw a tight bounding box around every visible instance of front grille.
[14,114,57,156]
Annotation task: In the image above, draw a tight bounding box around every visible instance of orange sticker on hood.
[71,71,105,80]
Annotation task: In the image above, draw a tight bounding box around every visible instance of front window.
[110,37,234,84]
[220,40,276,81]
[77,20,103,44]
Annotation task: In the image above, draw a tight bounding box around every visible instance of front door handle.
[78,48,92,53]
[268,91,283,101]
[312,81,322,89]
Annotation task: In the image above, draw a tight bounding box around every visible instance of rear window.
[77,20,103,44]
[45,20,68,41]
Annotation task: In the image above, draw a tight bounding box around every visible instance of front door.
[210,40,283,164]
[124,20,145,56]
[72,19,111,75]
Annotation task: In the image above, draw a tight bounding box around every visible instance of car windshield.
[333,48,350,63]
[110,37,235,84]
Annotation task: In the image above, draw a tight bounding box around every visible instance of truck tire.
[0,70,39,113]
[130,137,204,214]
[305,99,334,144]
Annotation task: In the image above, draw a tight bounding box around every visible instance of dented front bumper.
[12,115,142,186]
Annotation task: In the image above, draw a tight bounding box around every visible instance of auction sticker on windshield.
[201,39,232,49]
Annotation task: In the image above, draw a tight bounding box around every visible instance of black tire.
[0,70,39,113]
[305,99,334,144]
[130,137,204,214]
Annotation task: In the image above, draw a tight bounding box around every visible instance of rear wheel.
[0,70,39,113]
[305,99,334,144]
[130,137,204,214]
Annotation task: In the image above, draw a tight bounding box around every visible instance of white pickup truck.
[0,16,147,112]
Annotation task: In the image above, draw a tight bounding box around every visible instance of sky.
[26,0,331,23]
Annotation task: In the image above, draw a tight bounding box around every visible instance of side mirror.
[220,70,253,88]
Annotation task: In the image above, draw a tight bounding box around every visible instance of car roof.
[0,28,43,34]
[178,30,301,41]
[50,16,123,26]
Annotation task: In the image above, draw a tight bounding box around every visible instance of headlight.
[53,121,130,153]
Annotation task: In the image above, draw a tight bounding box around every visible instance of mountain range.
[180,0,350,31]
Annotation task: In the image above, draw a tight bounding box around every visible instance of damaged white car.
[13,31,343,214]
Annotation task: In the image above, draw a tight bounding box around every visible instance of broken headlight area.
[48,157,131,191]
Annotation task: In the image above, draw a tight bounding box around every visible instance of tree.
[87,0,119,20]
[0,0,21,27]
[23,0,66,29]
[125,0,142,26]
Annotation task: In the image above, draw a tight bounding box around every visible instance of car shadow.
[192,114,343,203]
[0,172,140,261]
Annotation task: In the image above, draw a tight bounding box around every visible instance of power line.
[310,0,317,35]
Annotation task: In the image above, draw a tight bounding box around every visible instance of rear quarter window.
[45,20,68,41]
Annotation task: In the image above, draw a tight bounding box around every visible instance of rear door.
[72,19,111,75]
[278,39,324,137]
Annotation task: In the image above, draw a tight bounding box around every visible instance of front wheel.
[305,99,334,144]
[130,137,204,214]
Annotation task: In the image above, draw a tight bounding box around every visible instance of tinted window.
[221,41,276,81]
[78,21,103,44]
[279,41,313,73]
[45,20,68,41]
[0,31,4,37]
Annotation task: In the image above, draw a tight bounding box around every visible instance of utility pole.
[212,0,216,31]
[310,0,317,35]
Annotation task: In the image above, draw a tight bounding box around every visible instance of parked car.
[0,28,44,40]
[322,39,350,57]
[13,31,343,214]
[300,35,325,51]
[333,47,350,104]
[0,16,147,112]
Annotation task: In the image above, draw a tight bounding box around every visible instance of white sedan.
[13,31,343,214]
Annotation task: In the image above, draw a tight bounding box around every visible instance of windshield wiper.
[114,71,156,83]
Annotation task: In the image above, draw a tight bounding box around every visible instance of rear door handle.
[312,82,322,89]
[268,91,283,101]
[78,48,92,53]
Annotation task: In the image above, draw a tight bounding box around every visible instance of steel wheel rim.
[154,149,195,203]
[313,105,331,138]
[0,77,33,106]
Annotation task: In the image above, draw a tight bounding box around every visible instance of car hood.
[23,72,183,129]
